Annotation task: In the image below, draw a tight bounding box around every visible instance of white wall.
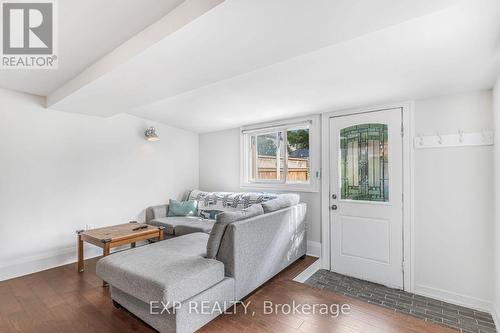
[198,128,321,256]
[413,90,494,310]
[492,79,500,325]
[0,88,199,281]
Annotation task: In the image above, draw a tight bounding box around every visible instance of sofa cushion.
[96,233,224,305]
[187,189,278,215]
[148,216,202,235]
[261,193,300,213]
[206,204,264,259]
[175,220,215,236]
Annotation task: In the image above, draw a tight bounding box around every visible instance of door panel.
[330,108,403,288]
[340,215,390,263]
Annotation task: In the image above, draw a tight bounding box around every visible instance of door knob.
[332,194,337,199]
[331,204,338,210]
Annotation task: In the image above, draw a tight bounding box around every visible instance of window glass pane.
[254,132,284,181]
[287,128,310,183]
[340,124,388,201]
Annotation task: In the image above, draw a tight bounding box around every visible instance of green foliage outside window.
[287,129,309,154]
[257,134,278,156]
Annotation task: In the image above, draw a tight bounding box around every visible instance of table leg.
[159,227,165,241]
[77,232,84,273]
[102,243,110,287]
[131,242,136,248]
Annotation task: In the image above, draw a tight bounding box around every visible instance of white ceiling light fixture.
[145,127,159,141]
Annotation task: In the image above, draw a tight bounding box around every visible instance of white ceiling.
[2,0,500,133]
[0,0,185,96]
[133,0,500,132]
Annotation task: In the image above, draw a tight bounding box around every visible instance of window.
[340,123,389,201]
[241,116,319,191]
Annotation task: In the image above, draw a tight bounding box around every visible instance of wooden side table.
[76,223,164,286]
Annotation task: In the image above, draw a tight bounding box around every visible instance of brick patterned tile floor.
[305,270,496,333]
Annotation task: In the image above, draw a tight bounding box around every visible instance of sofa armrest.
[145,204,169,223]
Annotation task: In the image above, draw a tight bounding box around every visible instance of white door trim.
[320,101,414,292]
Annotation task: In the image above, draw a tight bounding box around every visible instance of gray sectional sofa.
[96,190,307,333]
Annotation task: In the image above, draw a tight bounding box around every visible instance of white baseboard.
[307,240,321,258]
[414,284,493,313]
[0,240,154,282]
[0,244,102,282]
[492,303,500,331]
[293,258,321,283]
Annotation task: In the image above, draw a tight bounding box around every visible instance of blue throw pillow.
[168,199,197,217]
[199,210,223,220]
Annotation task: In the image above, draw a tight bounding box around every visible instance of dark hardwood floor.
[0,256,456,333]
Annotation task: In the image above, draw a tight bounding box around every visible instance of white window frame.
[240,115,320,192]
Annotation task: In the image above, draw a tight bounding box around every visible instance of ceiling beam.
[47,0,224,109]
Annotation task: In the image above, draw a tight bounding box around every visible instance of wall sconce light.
[145,127,159,141]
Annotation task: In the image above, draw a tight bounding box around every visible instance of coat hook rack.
[414,130,494,149]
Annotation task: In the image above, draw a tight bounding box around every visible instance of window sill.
[240,182,319,193]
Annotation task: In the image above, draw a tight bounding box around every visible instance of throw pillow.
[187,189,279,212]
[167,199,198,217]
[206,204,264,258]
[261,193,300,213]
[199,210,223,220]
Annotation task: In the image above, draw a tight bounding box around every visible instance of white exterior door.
[329,108,403,288]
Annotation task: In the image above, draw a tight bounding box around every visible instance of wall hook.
[436,131,442,144]
[418,134,424,146]
[415,130,493,149]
